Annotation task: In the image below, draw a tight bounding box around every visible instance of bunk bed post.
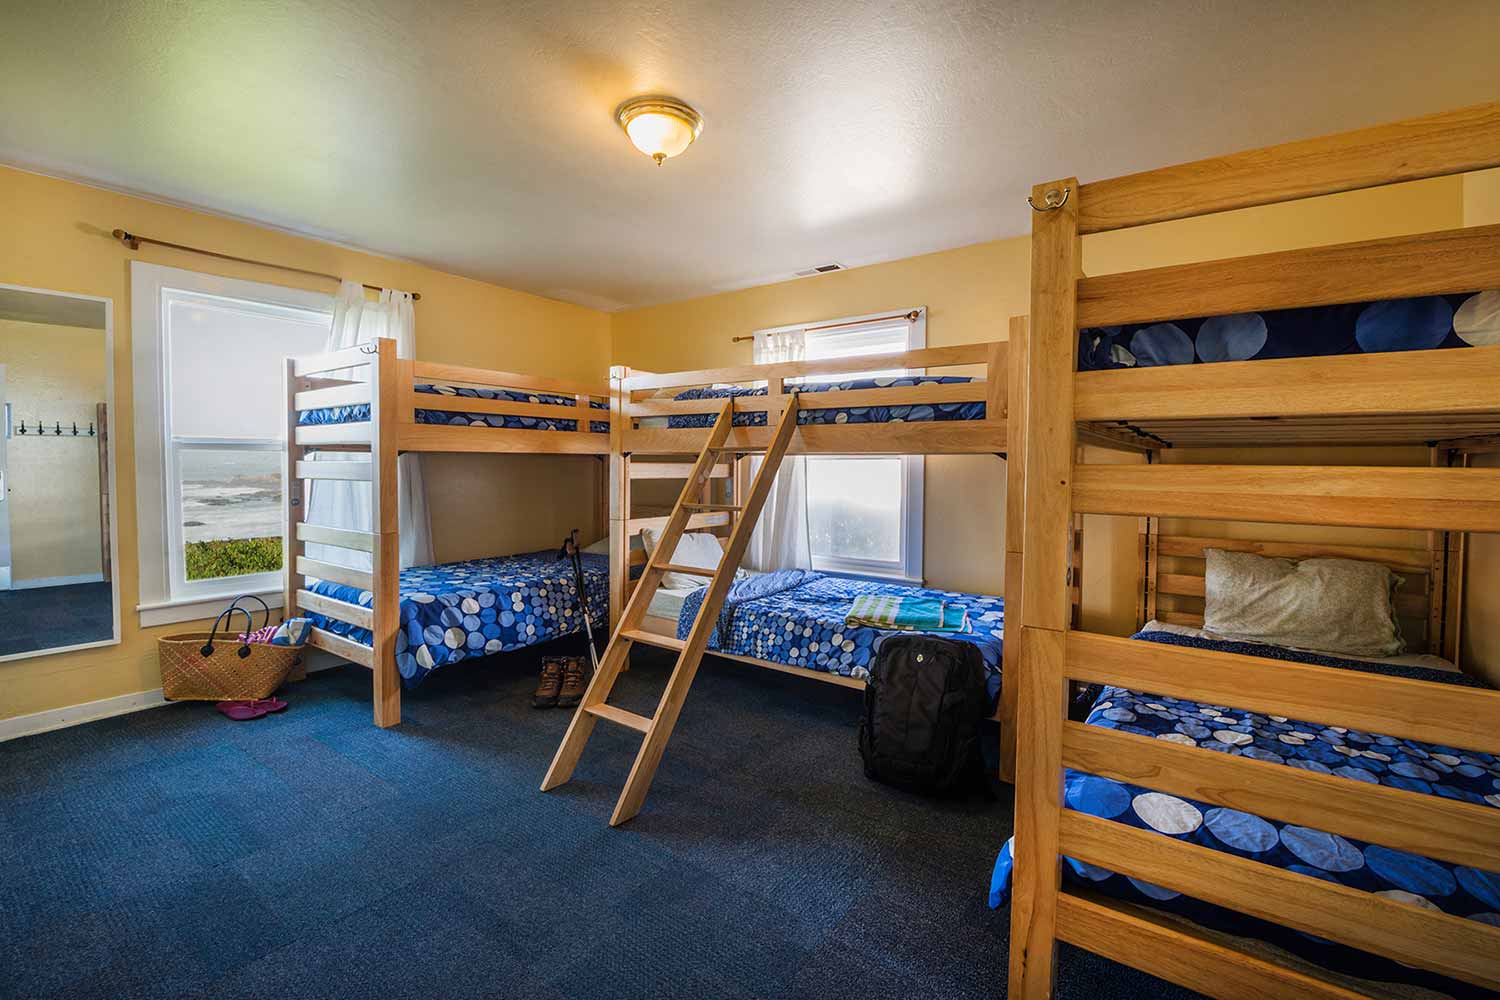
[609,366,629,632]
[999,314,1028,783]
[369,337,401,728]
[283,357,306,629]
[1010,178,1080,1000]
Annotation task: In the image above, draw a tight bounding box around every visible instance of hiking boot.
[532,658,564,708]
[557,657,588,708]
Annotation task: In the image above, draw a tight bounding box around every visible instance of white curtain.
[304,281,434,571]
[743,329,812,571]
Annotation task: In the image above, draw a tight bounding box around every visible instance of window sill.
[137,590,284,629]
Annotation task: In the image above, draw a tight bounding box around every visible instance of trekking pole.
[558,529,601,674]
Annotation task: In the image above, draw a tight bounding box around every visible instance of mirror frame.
[0,282,121,663]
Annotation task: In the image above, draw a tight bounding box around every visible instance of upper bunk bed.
[1007,102,1500,1000]
[283,338,611,728]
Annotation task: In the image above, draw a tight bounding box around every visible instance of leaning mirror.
[0,284,119,660]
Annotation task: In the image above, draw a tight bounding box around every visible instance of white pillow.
[582,537,609,555]
[1203,549,1404,658]
[642,529,724,590]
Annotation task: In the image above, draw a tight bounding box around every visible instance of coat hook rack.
[13,417,96,437]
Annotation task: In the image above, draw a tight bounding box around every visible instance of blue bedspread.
[1080,289,1497,371]
[676,570,1004,702]
[667,375,983,428]
[989,630,1500,998]
[299,383,609,433]
[303,551,608,688]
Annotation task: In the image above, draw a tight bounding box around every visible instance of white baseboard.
[0,687,172,742]
[10,572,106,590]
[0,648,350,742]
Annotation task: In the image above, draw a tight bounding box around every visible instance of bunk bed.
[540,329,1118,827]
[1005,102,1500,998]
[284,337,610,727]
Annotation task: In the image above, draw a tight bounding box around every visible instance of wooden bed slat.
[295,423,373,447]
[294,459,372,481]
[1065,631,1500,754]
[1074,101,1500,234]
[1062,722,1500,872]
[295,588,374,630]
[1078,223,1500,328]
[626,511,729,534]
[1073,464,1500,532]
[293,382,370,411]
[1055,893,1366,1000]
[624,420,1007,456]
[622,342,991,392]
[1059,811,1500,992]
[1075,345,1500,423]
[295,556,373,592]
[292,346,374,377]
[395,422,608,454]
[308,626,374,668]
[295,522,375,553]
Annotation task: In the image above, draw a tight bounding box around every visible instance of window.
[755,308,925,584]
[132,264,331,625]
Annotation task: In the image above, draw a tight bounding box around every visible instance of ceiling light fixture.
[615,96,703,166]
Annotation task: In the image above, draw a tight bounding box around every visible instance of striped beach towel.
[845,594,970,632]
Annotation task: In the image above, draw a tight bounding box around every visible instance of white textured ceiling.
[3,1,1498,311]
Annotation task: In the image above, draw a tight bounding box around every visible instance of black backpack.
[858,634,987,795]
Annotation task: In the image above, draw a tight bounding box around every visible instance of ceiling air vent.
[793,262,845,277]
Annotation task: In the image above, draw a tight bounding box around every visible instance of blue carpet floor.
[1,641,1200,999]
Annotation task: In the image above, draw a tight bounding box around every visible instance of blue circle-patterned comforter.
[989,629,1500,998]
[1079,289,1500,371]
[299,382,609,433]
[303,551,608,687]
[676,569,1005,705]
[667,375,985,428]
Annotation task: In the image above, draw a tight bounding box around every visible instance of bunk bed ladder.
[542,393,802,826]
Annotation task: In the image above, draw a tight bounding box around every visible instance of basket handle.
[226,593,273,632]
[200,605,256,660]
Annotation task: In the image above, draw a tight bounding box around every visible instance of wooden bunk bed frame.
[283,337,610,727]
[1010,102,1500,998]
[541,334,1122,826]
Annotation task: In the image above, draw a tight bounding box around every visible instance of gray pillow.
[1203,549,1404,658]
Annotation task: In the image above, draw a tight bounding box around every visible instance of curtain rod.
[110,229,421,301]
[730,309,920,344]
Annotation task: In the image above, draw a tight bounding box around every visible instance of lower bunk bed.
[642,568,1005,703]
[303,550,609,686]
[989,626,1500,999]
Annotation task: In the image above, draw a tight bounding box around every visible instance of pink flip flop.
[216,700,271,721]
[249,698,288,714]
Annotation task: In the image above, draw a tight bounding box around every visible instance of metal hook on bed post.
[1027,186,1071,212]
[358,343,379,355]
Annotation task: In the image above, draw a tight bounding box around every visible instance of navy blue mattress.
[1079,289,1498,371]
[989,629,1500,998]
[666,375,984,428]
[299,383,608,433]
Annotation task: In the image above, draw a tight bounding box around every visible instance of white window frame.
[131,263,331,626]
[753,307,926,585]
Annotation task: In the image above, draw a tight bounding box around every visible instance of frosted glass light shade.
[616,97,703,165]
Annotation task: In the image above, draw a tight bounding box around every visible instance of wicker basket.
[159,596,304,701]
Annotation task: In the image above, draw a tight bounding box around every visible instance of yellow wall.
[0,319,107,582]
[0,165,610,722]
[612,176,1471,640]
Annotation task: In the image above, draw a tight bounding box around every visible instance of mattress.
[646,585,695,623]
[666,375,984,428]
[1079,289,1497,371]
[303,551,609,688]
[989,628,1500,999]
[676,569,1004,702]
[299,382,609,433]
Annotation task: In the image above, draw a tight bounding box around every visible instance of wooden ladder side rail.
[541,399,737,795]
[608,394,802,826]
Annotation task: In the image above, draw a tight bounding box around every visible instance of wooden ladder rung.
[653,563,714,577]
[622,628,685,652]
[585,703,653,733]
[682,502,743,512]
